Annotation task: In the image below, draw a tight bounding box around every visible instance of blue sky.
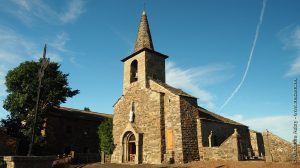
[0,0,299,141]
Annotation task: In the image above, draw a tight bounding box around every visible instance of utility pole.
[27,44,48,156]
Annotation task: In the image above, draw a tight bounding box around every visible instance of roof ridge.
[198,107,245,126]
[55,106,112,118]
[150,79,197,98]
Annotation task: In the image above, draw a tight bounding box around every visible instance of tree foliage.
[1,59,79,154]
[98,118,114,154]
[84,107,91,111]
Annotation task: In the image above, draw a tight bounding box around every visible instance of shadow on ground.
[82,161,300,168]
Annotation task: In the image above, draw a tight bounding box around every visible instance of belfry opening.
[130,60,138,83]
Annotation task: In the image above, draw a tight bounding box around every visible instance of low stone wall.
[52,155,72,167]
[3,156,56,168]
[249,130,265,158]
[200,147,236,161]
[262,130,298,162]
[101,152,111,164]
[199,129,240,161]
[199,118,251,157]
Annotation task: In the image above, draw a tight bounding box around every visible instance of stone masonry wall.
[179,97,200,163]
[249,130,265,158]
[145,52,165,83]
[149,80,184,163]
[46,112,102,155]
[159,93,166,163]
[200,119,251,158]
[123,51,147,94]
[123,51,166,94]
[112,84,163,164]
[262,130,298,162]
[200,130,240,161]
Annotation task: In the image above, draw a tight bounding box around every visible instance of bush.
[98,119,114,154]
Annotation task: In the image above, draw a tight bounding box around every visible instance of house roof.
[51,107,112,119]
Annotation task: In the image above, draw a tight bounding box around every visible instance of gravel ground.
[82,161,299,168]
[187,161,299,168]
[83,163,187,168]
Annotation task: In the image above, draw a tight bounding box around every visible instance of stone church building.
[111,11,298,164]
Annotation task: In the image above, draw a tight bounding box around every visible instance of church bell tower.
[121,11,168,94]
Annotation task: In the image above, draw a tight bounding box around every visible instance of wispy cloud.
[0,26,80,97]
[280,26,300,77]
[0,26,40,96]
[286,56,300,77]
[166,61,232,109]
[0,27,66,63]
[49,32,70,52]
[218,0,267,112]
[46,52,63,63]
[0,25,80,119]
[109,26,134,54]
[7,0,85,25]
[227,114,295,142]
[60,0,85,24]
[69,56,83,68]
[47,32,84,66]
[0,26,34,61]
[0,65,7,97]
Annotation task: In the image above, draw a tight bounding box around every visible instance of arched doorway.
[123,131,136,162]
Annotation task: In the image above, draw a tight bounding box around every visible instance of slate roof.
[50,107,112,119]
[134,10,154,52]
[121,48,168,62]
[153,79,197,98]
[198,107,245,126]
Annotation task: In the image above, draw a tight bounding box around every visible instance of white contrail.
[218,0,267,112]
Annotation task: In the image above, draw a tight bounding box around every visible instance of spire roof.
[134,11,154,52]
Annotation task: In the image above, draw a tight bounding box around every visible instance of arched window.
[130,60,138,83]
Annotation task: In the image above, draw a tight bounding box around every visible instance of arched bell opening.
[130,60,138,83]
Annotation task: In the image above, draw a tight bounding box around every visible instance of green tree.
[1,59,79,155]
[84,107,91,111]
[98,118,114,154]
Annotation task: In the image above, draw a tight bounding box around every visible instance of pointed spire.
[134,10,154,52]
